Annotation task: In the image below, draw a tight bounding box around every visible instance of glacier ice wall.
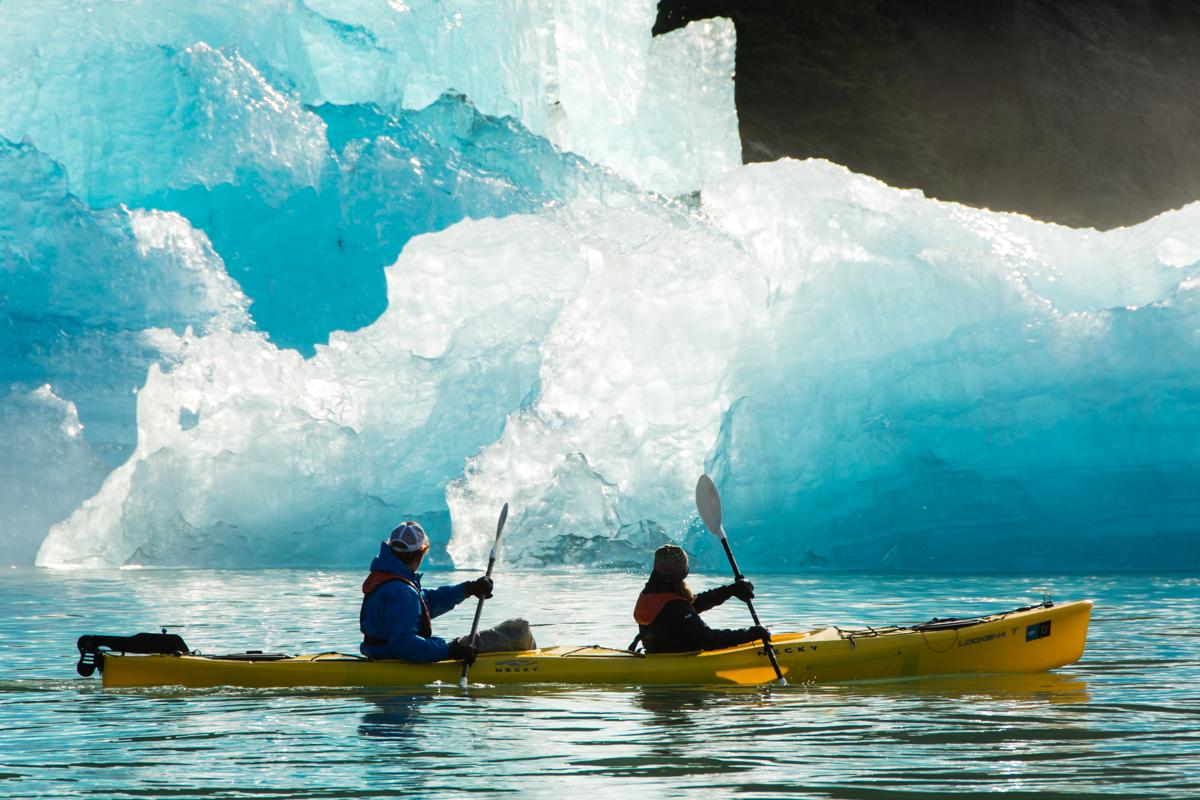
[3,0,1198,571]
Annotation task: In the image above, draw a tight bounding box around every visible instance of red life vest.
[362,571,432,638]
[633,592,691,625]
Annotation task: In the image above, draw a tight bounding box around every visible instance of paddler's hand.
[464,576,494,599]
[730,578,755,603]
[447,640,478,664]
[749,626,771,643]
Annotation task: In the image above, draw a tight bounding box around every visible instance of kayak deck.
[94,599,1092,689]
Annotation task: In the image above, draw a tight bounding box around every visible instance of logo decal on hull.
[1025,620,1052,642]
[757,644,808,656]
[958,630,1007,648]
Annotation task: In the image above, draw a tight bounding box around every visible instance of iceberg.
[1,1,1197,571]
[36,161,1200,571]
[448,160,1200,571]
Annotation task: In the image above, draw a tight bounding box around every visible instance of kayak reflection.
[826,671,1090,704]
[358,693,431,739]
[635,685,774,724]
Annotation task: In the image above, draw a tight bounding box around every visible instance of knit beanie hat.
[653,544,689,580]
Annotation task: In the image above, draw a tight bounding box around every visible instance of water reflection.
[827,671,1091,704]
[358,693,431,739]
[634,686,719,724]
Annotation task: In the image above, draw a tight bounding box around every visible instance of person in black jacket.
[632,544,769,653]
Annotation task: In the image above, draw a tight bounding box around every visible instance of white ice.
[37,160,1200,570]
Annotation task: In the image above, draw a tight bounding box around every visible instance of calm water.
[2,568,1198,799]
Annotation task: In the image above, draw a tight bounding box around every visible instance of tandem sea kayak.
[76,599,1091,689]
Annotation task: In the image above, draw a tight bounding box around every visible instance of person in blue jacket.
[359,520,493,663]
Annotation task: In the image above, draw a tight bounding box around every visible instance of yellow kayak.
[80,599,1091,689]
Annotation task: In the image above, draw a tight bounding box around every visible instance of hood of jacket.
[368,542,423,585]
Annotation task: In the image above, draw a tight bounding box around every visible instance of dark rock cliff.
[655,0,1200,229]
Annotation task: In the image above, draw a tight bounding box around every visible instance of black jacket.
[635,582,762,654]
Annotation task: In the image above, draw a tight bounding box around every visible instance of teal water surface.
[2,569,1199,799]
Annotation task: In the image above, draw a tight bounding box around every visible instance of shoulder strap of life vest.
[633,592,691,626]
[361,571,432,639]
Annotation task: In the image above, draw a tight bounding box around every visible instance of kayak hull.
[99,600,1092,689]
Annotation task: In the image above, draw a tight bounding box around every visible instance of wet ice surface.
[2,569,1198,799]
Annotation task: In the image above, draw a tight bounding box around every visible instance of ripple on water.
[1,570,1198,798]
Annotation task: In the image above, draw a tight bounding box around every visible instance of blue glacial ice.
[0,138,248,563]
[2,1,1198,570]
[0,0,736,200]
[0,20,613,353]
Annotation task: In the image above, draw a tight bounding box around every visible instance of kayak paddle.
[460,502,509,689]
[695,474,787,686]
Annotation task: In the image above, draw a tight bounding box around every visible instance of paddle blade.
[487,502,510,563]
[695,474,724,538]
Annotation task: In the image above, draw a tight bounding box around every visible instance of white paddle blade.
[695,474,724,537]
[496,502,509,538]
[488,502,510,562]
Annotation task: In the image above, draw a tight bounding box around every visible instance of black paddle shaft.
[720,538,785,682]
[461,503,509,687]
[466,551,498,647]
[459,552,496,686]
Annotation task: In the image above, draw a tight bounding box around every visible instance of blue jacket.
[359,543,469,662]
